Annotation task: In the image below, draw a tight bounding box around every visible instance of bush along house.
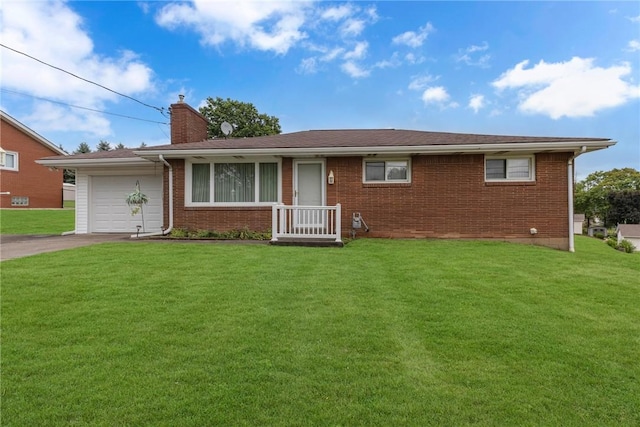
[38,96,615,251]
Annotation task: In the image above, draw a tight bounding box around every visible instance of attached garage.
[36,149,167,235]
[90,175,162,233]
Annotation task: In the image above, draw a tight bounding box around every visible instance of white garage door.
[91,175,163,233]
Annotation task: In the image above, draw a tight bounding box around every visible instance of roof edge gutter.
[134,140,615,159]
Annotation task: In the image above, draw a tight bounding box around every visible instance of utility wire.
[1,43,166,115]
[1,89,169,125]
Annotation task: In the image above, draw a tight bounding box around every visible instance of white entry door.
[294,160,325,228]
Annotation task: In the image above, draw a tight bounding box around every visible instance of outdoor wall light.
[530,228,538,235]
[328,170,335,185]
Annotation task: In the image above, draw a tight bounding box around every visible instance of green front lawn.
[2,237,639,425]
[0,208,75,234]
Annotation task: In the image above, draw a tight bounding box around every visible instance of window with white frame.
[0,150,18,171]
[485,156,534,181]
[188,160,279,205]
[363,159,410,183]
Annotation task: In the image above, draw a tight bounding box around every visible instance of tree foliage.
[575,168,640,226]
[96,140,111,151]
[607,191,640,225]
[74,142,92,154]
[199,97,281,139]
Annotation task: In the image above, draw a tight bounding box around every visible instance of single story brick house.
[37,97,615,251]
[1,110,66,208]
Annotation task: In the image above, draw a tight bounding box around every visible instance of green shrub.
[618,239,636,254]
[169,228,189,238]
[593,232,605,240]
[168,227,271,240]
[605,237,618,248]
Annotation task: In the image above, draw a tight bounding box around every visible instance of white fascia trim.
[36,157,156,167]
[135,140,615,158]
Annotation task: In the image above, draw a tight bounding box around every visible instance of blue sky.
[1,0,638,179]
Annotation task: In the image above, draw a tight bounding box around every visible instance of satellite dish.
[221,121,233,137]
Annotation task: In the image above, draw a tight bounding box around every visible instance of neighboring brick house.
[38,97,615,251]
[1,111,66,208]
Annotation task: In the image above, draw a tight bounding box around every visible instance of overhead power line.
[1,89,169,125]
[0,43,166,115]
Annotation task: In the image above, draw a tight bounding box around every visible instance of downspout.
[568,146,587,252]
[130,155,173,238]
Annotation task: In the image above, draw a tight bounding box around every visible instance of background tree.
[74,142,92,154]
[199,97,281,139]
[96,140,111,151]
[115,143,126,150]
[607,191,640,225]
[574,168,640,226]
[64,142,93,184]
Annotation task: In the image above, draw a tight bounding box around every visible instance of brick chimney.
[170,95,209,144]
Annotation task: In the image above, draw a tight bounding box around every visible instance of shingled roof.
[37,128,614,166]
[139,129,612,151]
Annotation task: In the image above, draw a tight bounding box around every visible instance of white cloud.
[405,53,425,65]
[421,86,458,108]
[375,53,402,69]
[156,0,308,55]
[408,74,438,91]
[341,61,369,78]
[468,94,486,113]
[392,22,435,48]
[455,42,491,68]
[341,18,365,37]
[297,57,318,74]
[627,40,640,52]
[321,4,354,21]
[493,57,640,119]
[628,15,640,23]
[0,0,154,136]
[343,41,368,60]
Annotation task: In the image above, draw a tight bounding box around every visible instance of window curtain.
[486,159,506,179]
[259,163,278,202]
[192,163,210,202]
[215,163,255,202]
[507,159,531,179]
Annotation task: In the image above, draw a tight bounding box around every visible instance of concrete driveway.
[1,234,133,261]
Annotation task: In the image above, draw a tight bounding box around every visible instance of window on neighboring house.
[485,156,534,181]
[363,159,410,183]
[188,160,279,205]
[11,196,29,206]
[0,151,18,171]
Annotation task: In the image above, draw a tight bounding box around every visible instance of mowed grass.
[0,208,75,234]
[2,237,639,426]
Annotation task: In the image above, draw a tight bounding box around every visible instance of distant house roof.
[617,224,640,238]
[0,110,67,156]
[574,214,585,222]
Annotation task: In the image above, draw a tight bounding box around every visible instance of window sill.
[484,181,536,187]
[363,182,412,188]
[185,205,274,210]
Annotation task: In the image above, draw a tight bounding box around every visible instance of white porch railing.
[271,203,342,243]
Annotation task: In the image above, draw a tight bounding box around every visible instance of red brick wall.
[0,118,63,208]
[170,102,208,145]
[165,159,273,232]
[164,153,571,249]
[327,153,570,249]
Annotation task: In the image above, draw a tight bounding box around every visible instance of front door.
[294,160,325,228]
